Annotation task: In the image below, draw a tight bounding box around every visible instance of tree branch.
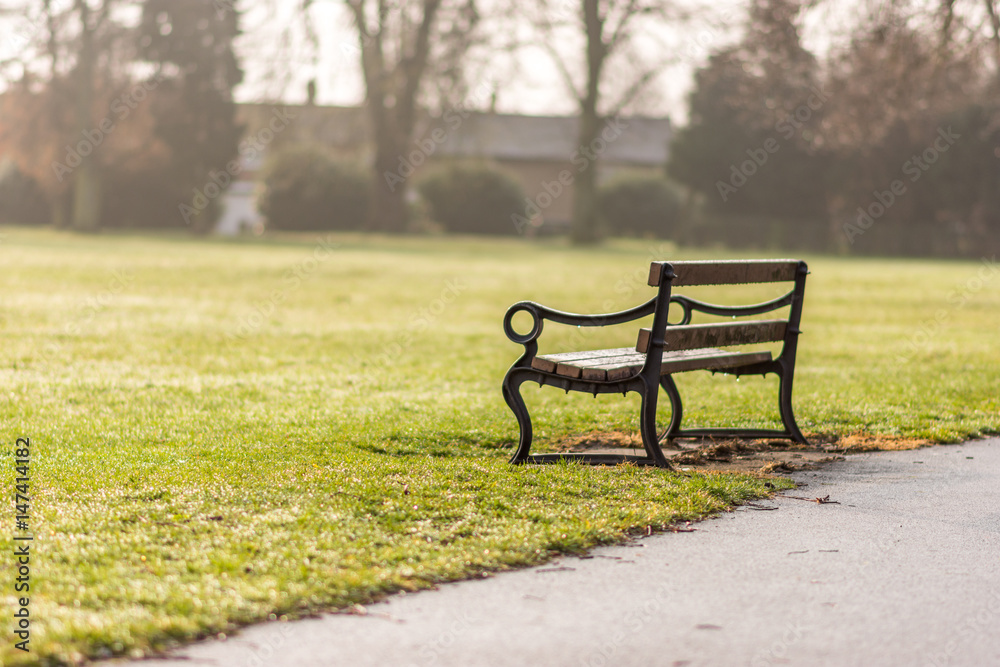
[541,38,584,102]
[607,58,668,117]
[984,0,1000,71]
[605,0,640,50]
[397,0,442,132]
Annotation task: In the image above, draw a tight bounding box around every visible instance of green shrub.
[598,173,683,238]
[417,162,525,235]
[0,159,51,225]
[258,147,370,231]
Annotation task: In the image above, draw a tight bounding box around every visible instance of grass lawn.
[1,227,997,665]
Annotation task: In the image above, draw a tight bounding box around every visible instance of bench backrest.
[647,259,802,287]
[637,319,788,354]
[637,259,807,358]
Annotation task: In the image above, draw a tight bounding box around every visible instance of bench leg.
[503,370,534,464]
[778,366,807,444]
[658,375,683,443]
[655,368,806,444]
[639,377,673,469]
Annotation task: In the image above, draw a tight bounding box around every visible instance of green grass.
[1,227,997,665]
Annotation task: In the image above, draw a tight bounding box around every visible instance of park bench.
[501,259,810,469]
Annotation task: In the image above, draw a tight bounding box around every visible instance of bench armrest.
[669,292,796,325]
[503,297,657,346]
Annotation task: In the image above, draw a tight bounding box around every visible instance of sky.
[0,0,867,125]
[230,0,866,125]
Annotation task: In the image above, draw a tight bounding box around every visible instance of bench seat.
[531,347,772,382]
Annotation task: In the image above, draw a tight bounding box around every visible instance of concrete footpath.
[115,438,1000,667]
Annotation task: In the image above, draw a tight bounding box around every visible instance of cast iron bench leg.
[503,369,533,464]
[658,375,683,443]
[639,376,672,468]
[778,363,807,443]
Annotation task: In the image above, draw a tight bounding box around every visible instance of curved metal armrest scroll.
[504,297,657,346]
[503,302,544,345]
[670,291,795,323]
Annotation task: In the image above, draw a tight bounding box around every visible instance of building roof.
[435,113,672,166]
[237,104,368,151]
[235,104,671,167]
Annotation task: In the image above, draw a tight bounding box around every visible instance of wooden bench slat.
[648,260,800,287]
[636,320,787,354]
[660,349,771,374]
[533,348,774,381]
[566,352,647,369]
[530,347,635,373]
[556,362,584,378]
[591,349,772,379]
[567,352,647,381]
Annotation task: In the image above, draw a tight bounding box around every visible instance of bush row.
[0,146,684,238]
[257,147,372,231]
[256,146,682,237]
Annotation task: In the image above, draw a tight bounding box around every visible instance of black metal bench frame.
[501,260,810,469]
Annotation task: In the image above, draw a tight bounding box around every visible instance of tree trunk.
[72,163,102,232]
[985,0,1000,72]
[364,96,411,232]
[370,142,410,232]
[571,0,606,245]
[572,111,602,244]
[349,0,442,234]
[51,192,69,228]
[71,0,101,231]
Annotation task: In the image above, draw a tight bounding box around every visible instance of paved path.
[114,438,1000,667]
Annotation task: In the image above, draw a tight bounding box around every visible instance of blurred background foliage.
[258,145,371,231]
[0,0,998,255]
[416,161,525,235]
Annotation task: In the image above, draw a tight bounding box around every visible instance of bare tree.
[0,0,133,230]
[528,0,685,244]
[338,0,480,232]
[70,0,101,230]
[2,0,245,231]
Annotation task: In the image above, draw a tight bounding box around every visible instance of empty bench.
[501,259,810,468]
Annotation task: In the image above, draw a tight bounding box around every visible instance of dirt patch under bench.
[545,430,934,474]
